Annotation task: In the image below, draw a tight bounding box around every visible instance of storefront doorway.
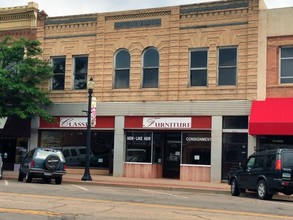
[221,133,248,180]
[163,132,181,179]
[0,138,16,170]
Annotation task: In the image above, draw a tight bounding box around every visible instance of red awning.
[249,98,293,135]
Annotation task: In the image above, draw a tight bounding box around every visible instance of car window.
[63,149,70,157]
[70,149,78,157]
[27,149,35,159]
[246,157,255,169]
[254,156,265,169]
[265,154,275,170]
[283,152,293,168]
[79,148,86,155]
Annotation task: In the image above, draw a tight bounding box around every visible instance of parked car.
[0,153,3,180]
[18,148,66,184]
[228,148,293,200]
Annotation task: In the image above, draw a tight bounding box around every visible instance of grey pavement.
[3,171,230,194]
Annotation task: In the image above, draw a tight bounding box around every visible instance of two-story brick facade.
[29,0,266,182]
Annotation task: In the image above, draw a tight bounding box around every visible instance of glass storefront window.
[91,132,113,168]
[223,116,248,129]
[182,132,211,165]
[63,131,86,146]
[258,136,293,150]
[126,131,152,163]
[40,131,62,147]
[39,130,114,168]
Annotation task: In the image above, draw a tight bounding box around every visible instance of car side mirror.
[239,162,242,168]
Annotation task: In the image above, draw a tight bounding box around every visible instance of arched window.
[142,47,159,88]
[114,49,130,89]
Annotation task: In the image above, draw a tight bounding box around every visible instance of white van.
[57,146,94,167]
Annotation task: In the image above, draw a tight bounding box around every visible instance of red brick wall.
[0,29,37,40]
[267,36,293,97]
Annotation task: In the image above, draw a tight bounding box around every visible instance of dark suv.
[18,148,66,184]
[228,148,293,200]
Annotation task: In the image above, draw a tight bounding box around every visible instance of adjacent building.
[249,6,293,149]
[0,2,39,170]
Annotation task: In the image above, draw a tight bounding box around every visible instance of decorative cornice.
[180,1,249,14]
[105,10,171,21]
[45,16,97,25]
[0,13,31,22]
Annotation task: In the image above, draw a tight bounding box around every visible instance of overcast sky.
[1,0,293,17]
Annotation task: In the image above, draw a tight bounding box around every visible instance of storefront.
[123,116,212,181]
[39,116,115,174]
[249,98,293,150]
[0,117,30,170]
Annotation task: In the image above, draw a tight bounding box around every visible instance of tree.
[0,36,53,121]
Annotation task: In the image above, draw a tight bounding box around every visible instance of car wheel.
[25,172,33,183]
[18,171,24,182]
[44,155,61,171]
[231,178,240,196]
[257,180,272,200]
[55,176,62,185]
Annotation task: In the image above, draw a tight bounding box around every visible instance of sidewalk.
[3,171,230,194]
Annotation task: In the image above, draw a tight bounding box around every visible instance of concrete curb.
[3,171,230,194]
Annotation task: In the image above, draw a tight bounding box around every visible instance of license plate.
[44,172,52,176]
[282,173,291,178]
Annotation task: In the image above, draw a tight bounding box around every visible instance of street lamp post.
[81,77,94,181]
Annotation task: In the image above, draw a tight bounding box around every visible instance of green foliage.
[0,36,54,121]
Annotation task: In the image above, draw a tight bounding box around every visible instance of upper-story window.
[218,47,237,86]
[73,56,88,89]
[142,47,159,88]
[190,49,208,86]
[280,47,293,84]
[114,49,130,89]
[52,57,65,90]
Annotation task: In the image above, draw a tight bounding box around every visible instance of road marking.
[0,207,62,217]
[139,188,189,199]
[4,180,8,186]
[0,192,292,219]
[72,184,88,191]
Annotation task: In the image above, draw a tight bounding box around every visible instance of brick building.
[249,6,293,150]
[3,0,289,182]
[0,2,39,170]
[32,0,265,182]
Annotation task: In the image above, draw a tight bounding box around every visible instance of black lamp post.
[81,77,94,181]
